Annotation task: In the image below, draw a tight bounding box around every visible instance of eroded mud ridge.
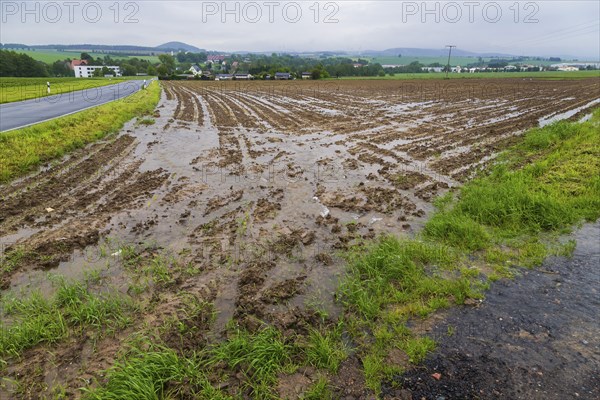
[1,78,599,398]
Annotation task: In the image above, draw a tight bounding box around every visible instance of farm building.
[74,65,121,78]
[274,72,292,80]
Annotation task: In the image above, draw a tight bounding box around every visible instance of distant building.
[69,59,88,70]
[215,74,233,81]
[207,55,226,62]
[421,67,443,73]
[74,65,121,78]
[551,62,599,69]
[301,72,311,79]
[189,64,202,76]
[234,72,253,80]
[274,72,292,80]
[557,66,579,72]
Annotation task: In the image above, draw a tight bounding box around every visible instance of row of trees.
[0,50,159,77]
[214,54,386,78]
[0,50,49,77]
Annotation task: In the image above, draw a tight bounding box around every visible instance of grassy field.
[7,49,160,64]
[77,108,600,397]
[0,81,160,182]
[0,77,148,104]
[338,70,600,80]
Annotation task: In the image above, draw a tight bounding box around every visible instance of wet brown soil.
[1,78,599,398]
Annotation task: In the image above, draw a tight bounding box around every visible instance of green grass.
[424,111,600,250]
[301,376,333,400]
[336,70,600,80]
[336,236,483,394]
[81,345,231,400]
[7,49,160,65]
[207,326,296,398]
[0,275,135,359]
[338,238,475,320]
[422,110,599,277]
[305,323,348,373]
[0,77,145,104]
[0,80,160,183]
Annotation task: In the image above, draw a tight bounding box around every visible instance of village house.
[274,72,292,80]
[301,72,311,79]
[207,55,226,62]
[188,64,202,76]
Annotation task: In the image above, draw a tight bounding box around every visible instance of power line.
[523,26,599,47]
[502,19,599,48]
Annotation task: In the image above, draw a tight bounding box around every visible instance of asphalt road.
[0,80,147,132]
[386,221,600,400]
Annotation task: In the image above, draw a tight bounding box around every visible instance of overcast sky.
[1,1,599,59]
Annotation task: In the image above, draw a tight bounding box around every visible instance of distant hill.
[156,42,202,52]
[357,48,514,58]
[230,47,518,59]
[1,42,204,54]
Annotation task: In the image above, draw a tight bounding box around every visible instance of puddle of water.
[539,98,600,127]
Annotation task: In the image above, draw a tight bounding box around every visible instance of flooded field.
[1,77,599,398]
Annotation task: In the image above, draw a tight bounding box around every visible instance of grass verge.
[0,81,160,183]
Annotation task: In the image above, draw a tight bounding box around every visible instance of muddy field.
[1,77,599,398]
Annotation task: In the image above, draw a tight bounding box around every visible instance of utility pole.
[445,45,456,79]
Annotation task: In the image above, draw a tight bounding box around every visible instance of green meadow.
[9,49,161,64]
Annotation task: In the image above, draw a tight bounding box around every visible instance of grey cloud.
[1,1,598,58]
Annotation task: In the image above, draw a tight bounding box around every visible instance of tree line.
[0,50,157,77]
